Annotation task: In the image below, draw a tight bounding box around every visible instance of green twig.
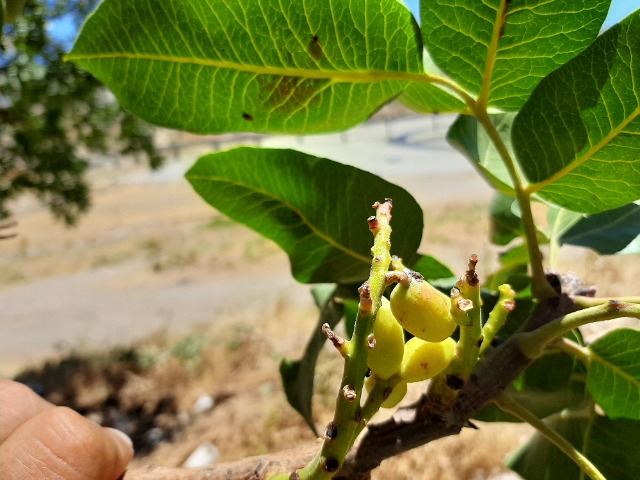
[572,295,640,309]
[451,255,483,380]
[494,394,606,480]
[283,200,394,480]
[518,301,640,359]
[353,375,402,440]
[479,284,516,356]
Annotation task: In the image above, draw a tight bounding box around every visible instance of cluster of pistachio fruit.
[365,270,457,408]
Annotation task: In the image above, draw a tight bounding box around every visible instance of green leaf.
[587,328,640,420]
[185,147,424,284]
[421,0,610,110]
[408,254,454,281]
[399,49,467,114]
[560,203,640,255]
[485,243,531,292]
[547,206,583,245]
[447,113,516,195]
[66,0,422,135]
[280,286,344,434]
[474,352,585,423]
[514,11,640,214]
[507,414,640,480]
[490,193,521,246]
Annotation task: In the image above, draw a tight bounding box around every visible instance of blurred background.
[1,0,638,477]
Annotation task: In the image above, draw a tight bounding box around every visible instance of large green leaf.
[66,0,422,135]
[508,414,640,480]
[587,328,640,420]
[513,11,640,214]
[447,113,516,195]
[280,285,343,435]
[185,147,424,284]
[560,203,640,255]
[420,0,610,110]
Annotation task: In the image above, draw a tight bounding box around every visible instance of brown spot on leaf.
[308,34,323,60]
[242,112,253,121]
[259,75,324,113]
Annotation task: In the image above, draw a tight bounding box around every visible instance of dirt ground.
[2,124,638,478]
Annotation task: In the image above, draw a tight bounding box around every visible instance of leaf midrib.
[526,105,640,194]
[65,51,429,84]
[186,172,371,264]
[478,0,509,109]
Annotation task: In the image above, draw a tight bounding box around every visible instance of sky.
[48,0,640,48]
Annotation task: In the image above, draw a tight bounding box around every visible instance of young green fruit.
[367,297,405,379]
[364,375,408,409]
[400,336,456,383]
[390,275,457,342]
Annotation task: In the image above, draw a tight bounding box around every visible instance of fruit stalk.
[288,199,394,480]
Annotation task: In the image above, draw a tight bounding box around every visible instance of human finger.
[0,379,53,444]
[0,406,133,480]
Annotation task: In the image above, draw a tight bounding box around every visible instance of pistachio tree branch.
[493,395,606,480]
[125,291,580,480]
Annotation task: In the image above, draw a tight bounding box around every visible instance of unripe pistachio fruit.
[364,375,408,409]
[390,275,457,342]
[400,336,456,383]
[367,297,405,379]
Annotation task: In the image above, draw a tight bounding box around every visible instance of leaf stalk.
[494,394,606,480]
[471,106,556,300]
[518,301,640,359]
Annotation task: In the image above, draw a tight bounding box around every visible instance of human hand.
[0,379,133,479]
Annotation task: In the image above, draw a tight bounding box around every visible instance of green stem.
[289,200,394,480]
[556,338,591,367]
[518,301,640,359]
[572,296,640,309]
[494,395,606,480]
[353,375,402,440]
[471,107,556,300]
[579,401,598,480]
[449,255,483,380]
[479,284,516,356]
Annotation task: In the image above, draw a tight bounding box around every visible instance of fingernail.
[106,427,134,450]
